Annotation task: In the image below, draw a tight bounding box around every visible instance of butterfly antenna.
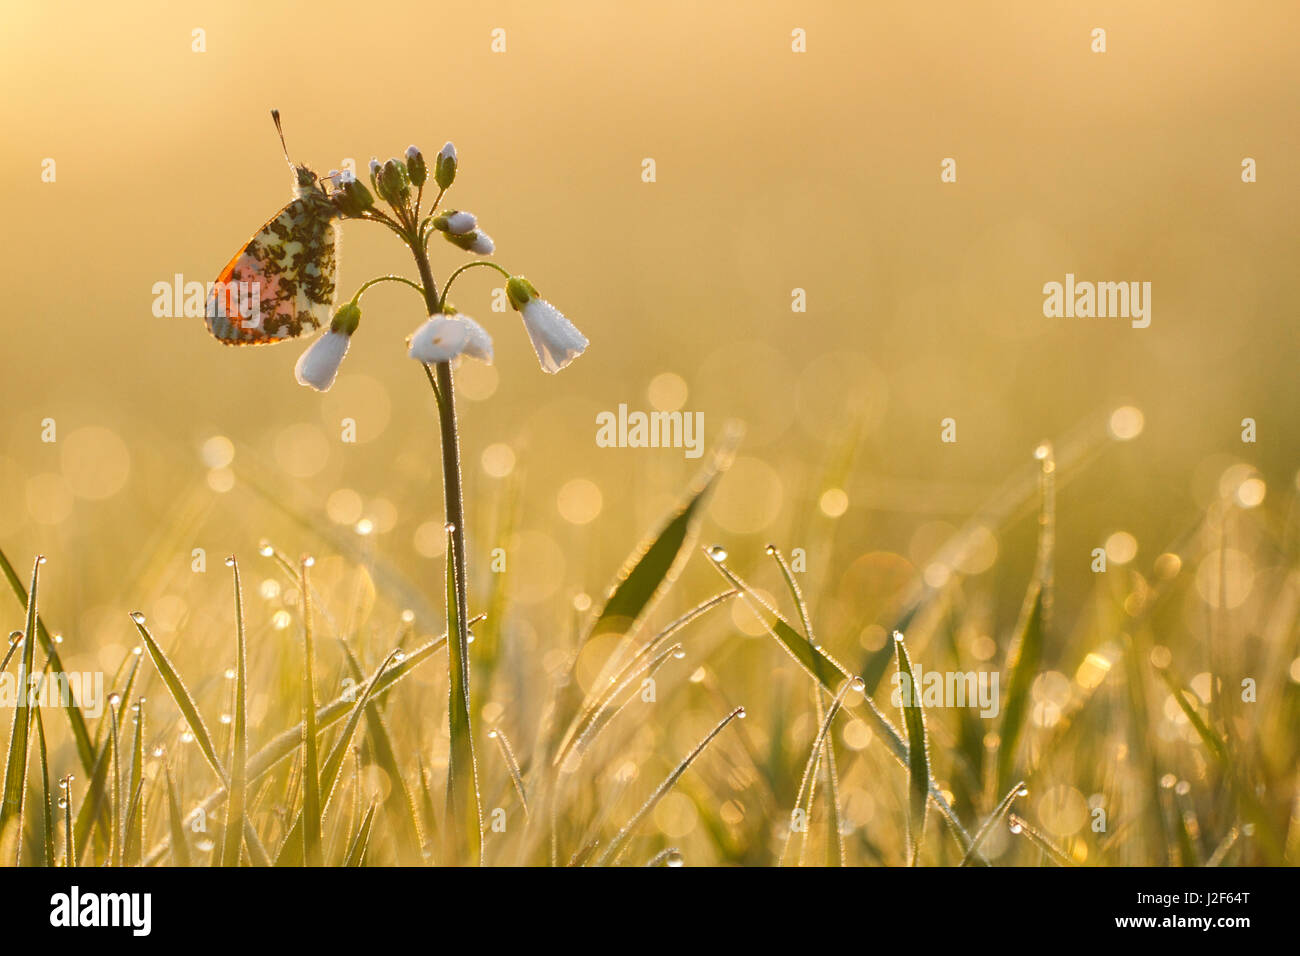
[270,109,294,169]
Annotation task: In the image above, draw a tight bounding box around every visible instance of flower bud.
[432,210,477,235]
[377,158,411,206]
[332,178,374,218]
[443,229,494,255]
[330,301,362,335]
[506,276,538,311]
[405,145,427,187]
[368,158,381,191]
[434,142,457,189]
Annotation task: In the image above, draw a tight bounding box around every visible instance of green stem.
[410,240,482,865]
[348,274,426,306]
[438,260,512,312]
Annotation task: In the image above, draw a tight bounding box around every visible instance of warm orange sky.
[0,2,1296,635]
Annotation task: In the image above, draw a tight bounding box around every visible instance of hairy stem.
[411,241,482,864]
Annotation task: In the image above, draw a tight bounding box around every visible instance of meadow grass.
[0,420,1297,868]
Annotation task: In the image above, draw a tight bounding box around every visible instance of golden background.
[0,1,1295,865]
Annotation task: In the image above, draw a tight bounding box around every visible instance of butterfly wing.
[205,193,339,345]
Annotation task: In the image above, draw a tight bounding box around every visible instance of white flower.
[408,314,493,365]
[443,210,477,235]
[506,277,587,373]
[338,167,356,185]
[456,314,494,363]
[294,330,351,391]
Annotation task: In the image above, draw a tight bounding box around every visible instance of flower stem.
[410,241,482,865]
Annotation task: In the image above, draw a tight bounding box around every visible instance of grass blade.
[894,632,930,865]
[221,556,248,867]
[0,546,94,773]
[34,699,55,867]
[1,555,43,864]
[995,581,1045,794]
[960,780,1028,866]
[131,613,227,785]
[299,556,323,867]
[595,706,744,866]
[274,649,401,865]
[343,801,378,867]
[164,765,191,866]
[444,526,482,866]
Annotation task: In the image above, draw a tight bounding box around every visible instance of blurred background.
[0,2,1296,865]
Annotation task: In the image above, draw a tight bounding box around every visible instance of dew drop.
[735,707,747,719]
[107,693,122,708]
[132,646,143,656]
[393,651,406,663]
[401,609,416,624]
[849,677,866,693]
[707,545,728,562]
[893,630,905,643]
[130,612,146,624]
[8,631,21,646]
[224,668,236,680]
[764,544,776,555]
[1009,821,1023,834]
[302,555,316,568]
[258,541,274,557]
[57,797,67,809]
[224,556,236,567]
[444,522,456,534]
[671,647,686,659]
[36,555,47,565]
[486,730,498,739]
[1017,787,1029,798]
[665,850,684,867]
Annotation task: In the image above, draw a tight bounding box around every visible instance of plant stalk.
[411,241,482,864]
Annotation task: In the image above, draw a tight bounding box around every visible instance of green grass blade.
[895,632,930,865]
[299,557,323,867]
[1,555,42,863]
[0,556,42,863]
[960,780,1027,866]
[781,677,855,867]
[595,706,744,866]
[140,630,454,866]
[220,557,248,867]
[706,549,982,862]
[342,646,425,866]
[131,613,227,786]
[124,699,145,866]
[275,649,401,866]
[0,546,94,773]
[1008,813,1074,866]
[164,765,191,866]
[343,801,378,867]
[444,526,482,866]
[584,433,737,650]
[61,775,74,868]
[34,699,54,867]
[995,581,1045,794]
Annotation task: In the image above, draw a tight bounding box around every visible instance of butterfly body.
[205,163,340,346]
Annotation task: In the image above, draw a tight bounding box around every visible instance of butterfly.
[205,111,340,345]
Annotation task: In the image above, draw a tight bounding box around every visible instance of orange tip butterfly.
[205,111,340,345]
